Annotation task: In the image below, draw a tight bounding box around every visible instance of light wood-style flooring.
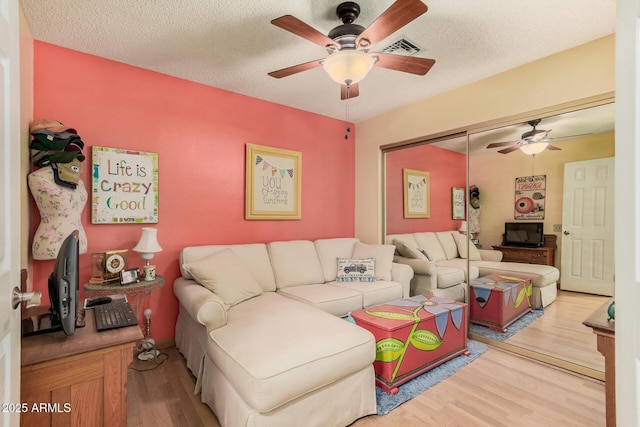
[128,338,605,426]
[504,290,608,372]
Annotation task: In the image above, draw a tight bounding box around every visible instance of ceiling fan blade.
[268,58,323,79]
[340,83,360,100]
[498,146,521,154]
[271,15,338,49]
[374,53,435,75]
[356,0,428,47]
[548,132,592,141]
[487,140,519,149]
[546,145,562,150]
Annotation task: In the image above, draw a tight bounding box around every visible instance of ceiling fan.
[268,0,436,100]
[486,119,564,155]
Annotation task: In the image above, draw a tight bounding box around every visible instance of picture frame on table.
[119,268,140,285]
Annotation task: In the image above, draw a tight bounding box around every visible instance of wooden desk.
[21,310,142,427]
[583,299,615,427]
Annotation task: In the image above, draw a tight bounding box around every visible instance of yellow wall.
[469,131,615,268]
[355,34,615,243]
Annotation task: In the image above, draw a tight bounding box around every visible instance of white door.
[560,157,614,295]
[0,0,23,425]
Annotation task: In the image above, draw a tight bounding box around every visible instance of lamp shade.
[458,221,468,233]
[133,228,162,262]
[323,50,375,85]
[520,142,549,156]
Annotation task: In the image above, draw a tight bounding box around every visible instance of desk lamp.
[459,221,474,240]
[133,227,162,281]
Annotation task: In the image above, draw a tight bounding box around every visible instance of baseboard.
[469,332,605,381]
[155,336,175,349]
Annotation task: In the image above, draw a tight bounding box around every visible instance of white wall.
[613,1,639,424]
[19,1,33,284]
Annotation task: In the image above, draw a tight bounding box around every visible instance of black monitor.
[49,230,79,335]
[23,230,79,336]
[504,222,544,247]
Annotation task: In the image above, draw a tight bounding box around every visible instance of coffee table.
[469,273,533,332]
[350,295,468,394]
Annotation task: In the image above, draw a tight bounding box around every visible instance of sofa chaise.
[386,231,559,308]
[173,237,414,427]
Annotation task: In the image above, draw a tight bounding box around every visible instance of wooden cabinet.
[492,234,557,266]
[21,310,142,427]
[583,299,615,427]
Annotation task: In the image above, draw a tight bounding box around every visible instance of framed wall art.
[403,168,430,218]
[245,143,301,220]
[91,146,159,224]
[514,175,546,219]
[451,187,465,219]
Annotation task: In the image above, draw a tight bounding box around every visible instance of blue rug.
[375,340,487,415]
[468,308,544,341]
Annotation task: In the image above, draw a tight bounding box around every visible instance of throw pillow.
[182,248,263,306]
[418,249,434,261]
[453,233,482,261]
[352,242,395,281]
[336,258,376,282]
[393,239,428,261]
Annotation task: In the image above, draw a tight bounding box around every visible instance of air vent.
[379,38,421,56]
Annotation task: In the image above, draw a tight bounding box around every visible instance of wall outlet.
[553,224,562,232]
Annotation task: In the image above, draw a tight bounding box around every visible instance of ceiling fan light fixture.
[520,142,549,156]
[323,49,374,86]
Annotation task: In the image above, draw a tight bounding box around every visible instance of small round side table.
[84,275,164,321]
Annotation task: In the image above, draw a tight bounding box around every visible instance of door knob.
[12,287,42,310]
[563,230,570,235]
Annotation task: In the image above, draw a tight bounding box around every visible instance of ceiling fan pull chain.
[345,85,351,139]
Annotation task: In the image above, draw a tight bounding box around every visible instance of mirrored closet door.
[382,97,614,379]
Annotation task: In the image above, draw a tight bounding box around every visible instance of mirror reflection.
[383,101,615,378]
[384,134,470,302]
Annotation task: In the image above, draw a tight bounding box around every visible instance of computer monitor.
[49,230,79,336]
[23,230,79,336]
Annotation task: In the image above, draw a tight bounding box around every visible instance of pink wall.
[386,144,466,234]
[30,42,355,340]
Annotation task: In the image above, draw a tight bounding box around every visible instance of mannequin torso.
[28,166,88,260]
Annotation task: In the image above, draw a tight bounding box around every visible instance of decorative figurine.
[607,300,615,321]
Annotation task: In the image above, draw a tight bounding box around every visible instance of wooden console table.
[21,309,142,426]
[493,234,557,266]
[583,299,615,427]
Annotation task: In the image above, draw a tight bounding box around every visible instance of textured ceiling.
[21,0,615,123]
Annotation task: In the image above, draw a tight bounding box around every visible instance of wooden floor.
[127,347,605,427]
[127,346,605,427]
[504,290,608,372]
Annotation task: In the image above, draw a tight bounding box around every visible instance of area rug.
[468,308,544,342]
[376,340,487,415]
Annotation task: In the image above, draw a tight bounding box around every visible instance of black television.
[23,230,79,336]
[504,222,544,247]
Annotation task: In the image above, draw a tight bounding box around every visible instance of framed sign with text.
[91,146,159,224]
[245,143,301,220]
[451,187,465,219]
[514,175,546,219]
[403,168,430,218]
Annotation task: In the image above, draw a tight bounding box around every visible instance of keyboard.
[94,302,139,332]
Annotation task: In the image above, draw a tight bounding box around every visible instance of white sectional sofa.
[386,231,559,309]
[173,237,413,427]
